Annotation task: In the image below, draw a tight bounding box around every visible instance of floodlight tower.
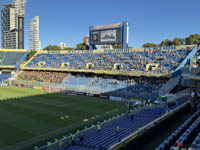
[14,0,26,49]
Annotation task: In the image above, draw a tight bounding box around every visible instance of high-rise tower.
[29,16,41,51]
[14,0,26,49]
[1,0,26,49]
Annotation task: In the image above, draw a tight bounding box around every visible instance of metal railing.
[159,76,181,96]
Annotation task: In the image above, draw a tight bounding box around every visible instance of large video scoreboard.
[89,21,129,50]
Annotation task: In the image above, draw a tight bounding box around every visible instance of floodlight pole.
[122,21,129,49]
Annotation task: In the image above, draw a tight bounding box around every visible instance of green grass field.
[0,86,125,149]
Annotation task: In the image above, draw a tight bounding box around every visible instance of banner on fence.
[16,84,22,87]
[51,88,62,93]
[34,86,43,90]
[109,96,122,101]
[43,87,62,92]
[99,95,109,99]
[86,93,94,97]
[27,85,33,88]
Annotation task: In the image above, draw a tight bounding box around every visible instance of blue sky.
[0,0,200,49]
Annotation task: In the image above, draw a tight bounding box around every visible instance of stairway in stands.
[159,76,181,97]
[159,45,199,97]
[175,45,199,71]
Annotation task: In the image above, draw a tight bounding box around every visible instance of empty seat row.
[171,117,200,149]
[39,107,166,150]
[39,99,191,150]
[0,74,11,82]
[190,131,200,148]
[156,110,200,150]
[0,51,26,66]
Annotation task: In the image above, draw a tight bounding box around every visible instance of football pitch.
[0,86,126,149]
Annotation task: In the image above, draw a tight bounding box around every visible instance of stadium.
[0,41,200,150]
[1,0,200,150]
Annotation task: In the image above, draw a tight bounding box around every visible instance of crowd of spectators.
[25,48,192,74]
[15,70,167,100]
[17,71,68,83]
[88,76,165,90]
[61,75,167,100]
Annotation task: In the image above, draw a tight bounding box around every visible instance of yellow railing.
[22,52,39,68]
[0,65,15,69]
[0,49,27,52]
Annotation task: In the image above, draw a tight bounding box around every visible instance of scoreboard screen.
[90,23,122,45]
[89,22,129,49]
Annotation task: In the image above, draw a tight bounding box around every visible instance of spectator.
[190,89,198,114]
[97,123,101,132]
[71,133,75,145]
[116,125,120,134]
[131,113,134,120]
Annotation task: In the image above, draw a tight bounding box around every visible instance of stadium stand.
[0,49,28,67]
[0,49,27,85]
[24,47,193,74]
[77,108,165,149]
[38,96,191,150]
[16,71,166,100]
[17,71,69,83]
[16,46,197,100]
[61,74,166,100]
[0,74,11,83]
[38,106,166,150]
[16,46,196,101]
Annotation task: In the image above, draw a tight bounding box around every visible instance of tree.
[112,44,123,49]
[43,45,61,50]
[160,39,173,46]
[172,38,184,46]
[93,45,97,50]
[142,43,156,48]
[185,34,200,45]
[63,47,75,51]
[26,51,37,60]
[76,43,89,50]
[142,33,200,48]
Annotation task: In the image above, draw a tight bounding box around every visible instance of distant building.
[29,16,41,51]
[60,42,66,49]
[1,0,26,49]
[83,34,89,45]
[1,4,18,49]
[60,42,73,49]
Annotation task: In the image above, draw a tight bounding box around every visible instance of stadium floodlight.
[13,0,26,17]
